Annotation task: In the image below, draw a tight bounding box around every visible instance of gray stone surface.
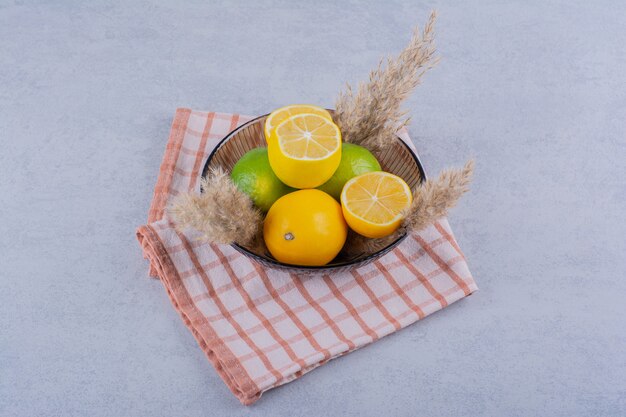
[1,1,624,416]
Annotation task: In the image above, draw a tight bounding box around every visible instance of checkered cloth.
[136,109,477,405]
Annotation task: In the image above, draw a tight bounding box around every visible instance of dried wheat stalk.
[167,167,262,246]
[334,11,439,151]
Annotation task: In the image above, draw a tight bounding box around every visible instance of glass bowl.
[202,112,425,274]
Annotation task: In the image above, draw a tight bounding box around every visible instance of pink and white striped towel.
[136,108,477,405]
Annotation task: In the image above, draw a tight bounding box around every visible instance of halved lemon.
[268,113,342,189]
[264,104,332,144]
[340,171,413,238]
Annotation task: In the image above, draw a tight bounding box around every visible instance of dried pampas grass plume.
[167,167,262,246]
[335,10,439,151]
[403,159,474,232]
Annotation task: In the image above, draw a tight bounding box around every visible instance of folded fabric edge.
[144,108,193,275]
[147,108,192,224]
[136,224,262,405]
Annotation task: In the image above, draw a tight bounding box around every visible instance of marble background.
[1,1,624,416]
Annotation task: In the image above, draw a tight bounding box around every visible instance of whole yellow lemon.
[263,189,347,266]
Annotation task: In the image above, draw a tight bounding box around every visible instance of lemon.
[317,143,381,200]
[340,171,412,238]
[268,113,342,189]
[230,147,295,212]
[264,104,332,144]
[264,189,347,266]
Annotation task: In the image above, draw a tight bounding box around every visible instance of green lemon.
[231,147,295,212]
[317,143,382,200]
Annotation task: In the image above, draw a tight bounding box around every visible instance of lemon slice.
[340,171,412,238]
[264,104,332,144]
[268,113,342,189]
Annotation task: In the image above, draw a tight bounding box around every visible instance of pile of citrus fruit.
[230,104,413,266]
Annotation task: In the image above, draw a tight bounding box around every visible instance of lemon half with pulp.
[268,113,342,189]
[264,104,332,144]
[340,171,412,238]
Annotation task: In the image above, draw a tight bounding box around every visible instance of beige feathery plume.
[403,159,474,232]
[167,167,262,246]
[334,11,439,151]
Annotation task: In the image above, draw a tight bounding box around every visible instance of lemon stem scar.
[284,232,294,241]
